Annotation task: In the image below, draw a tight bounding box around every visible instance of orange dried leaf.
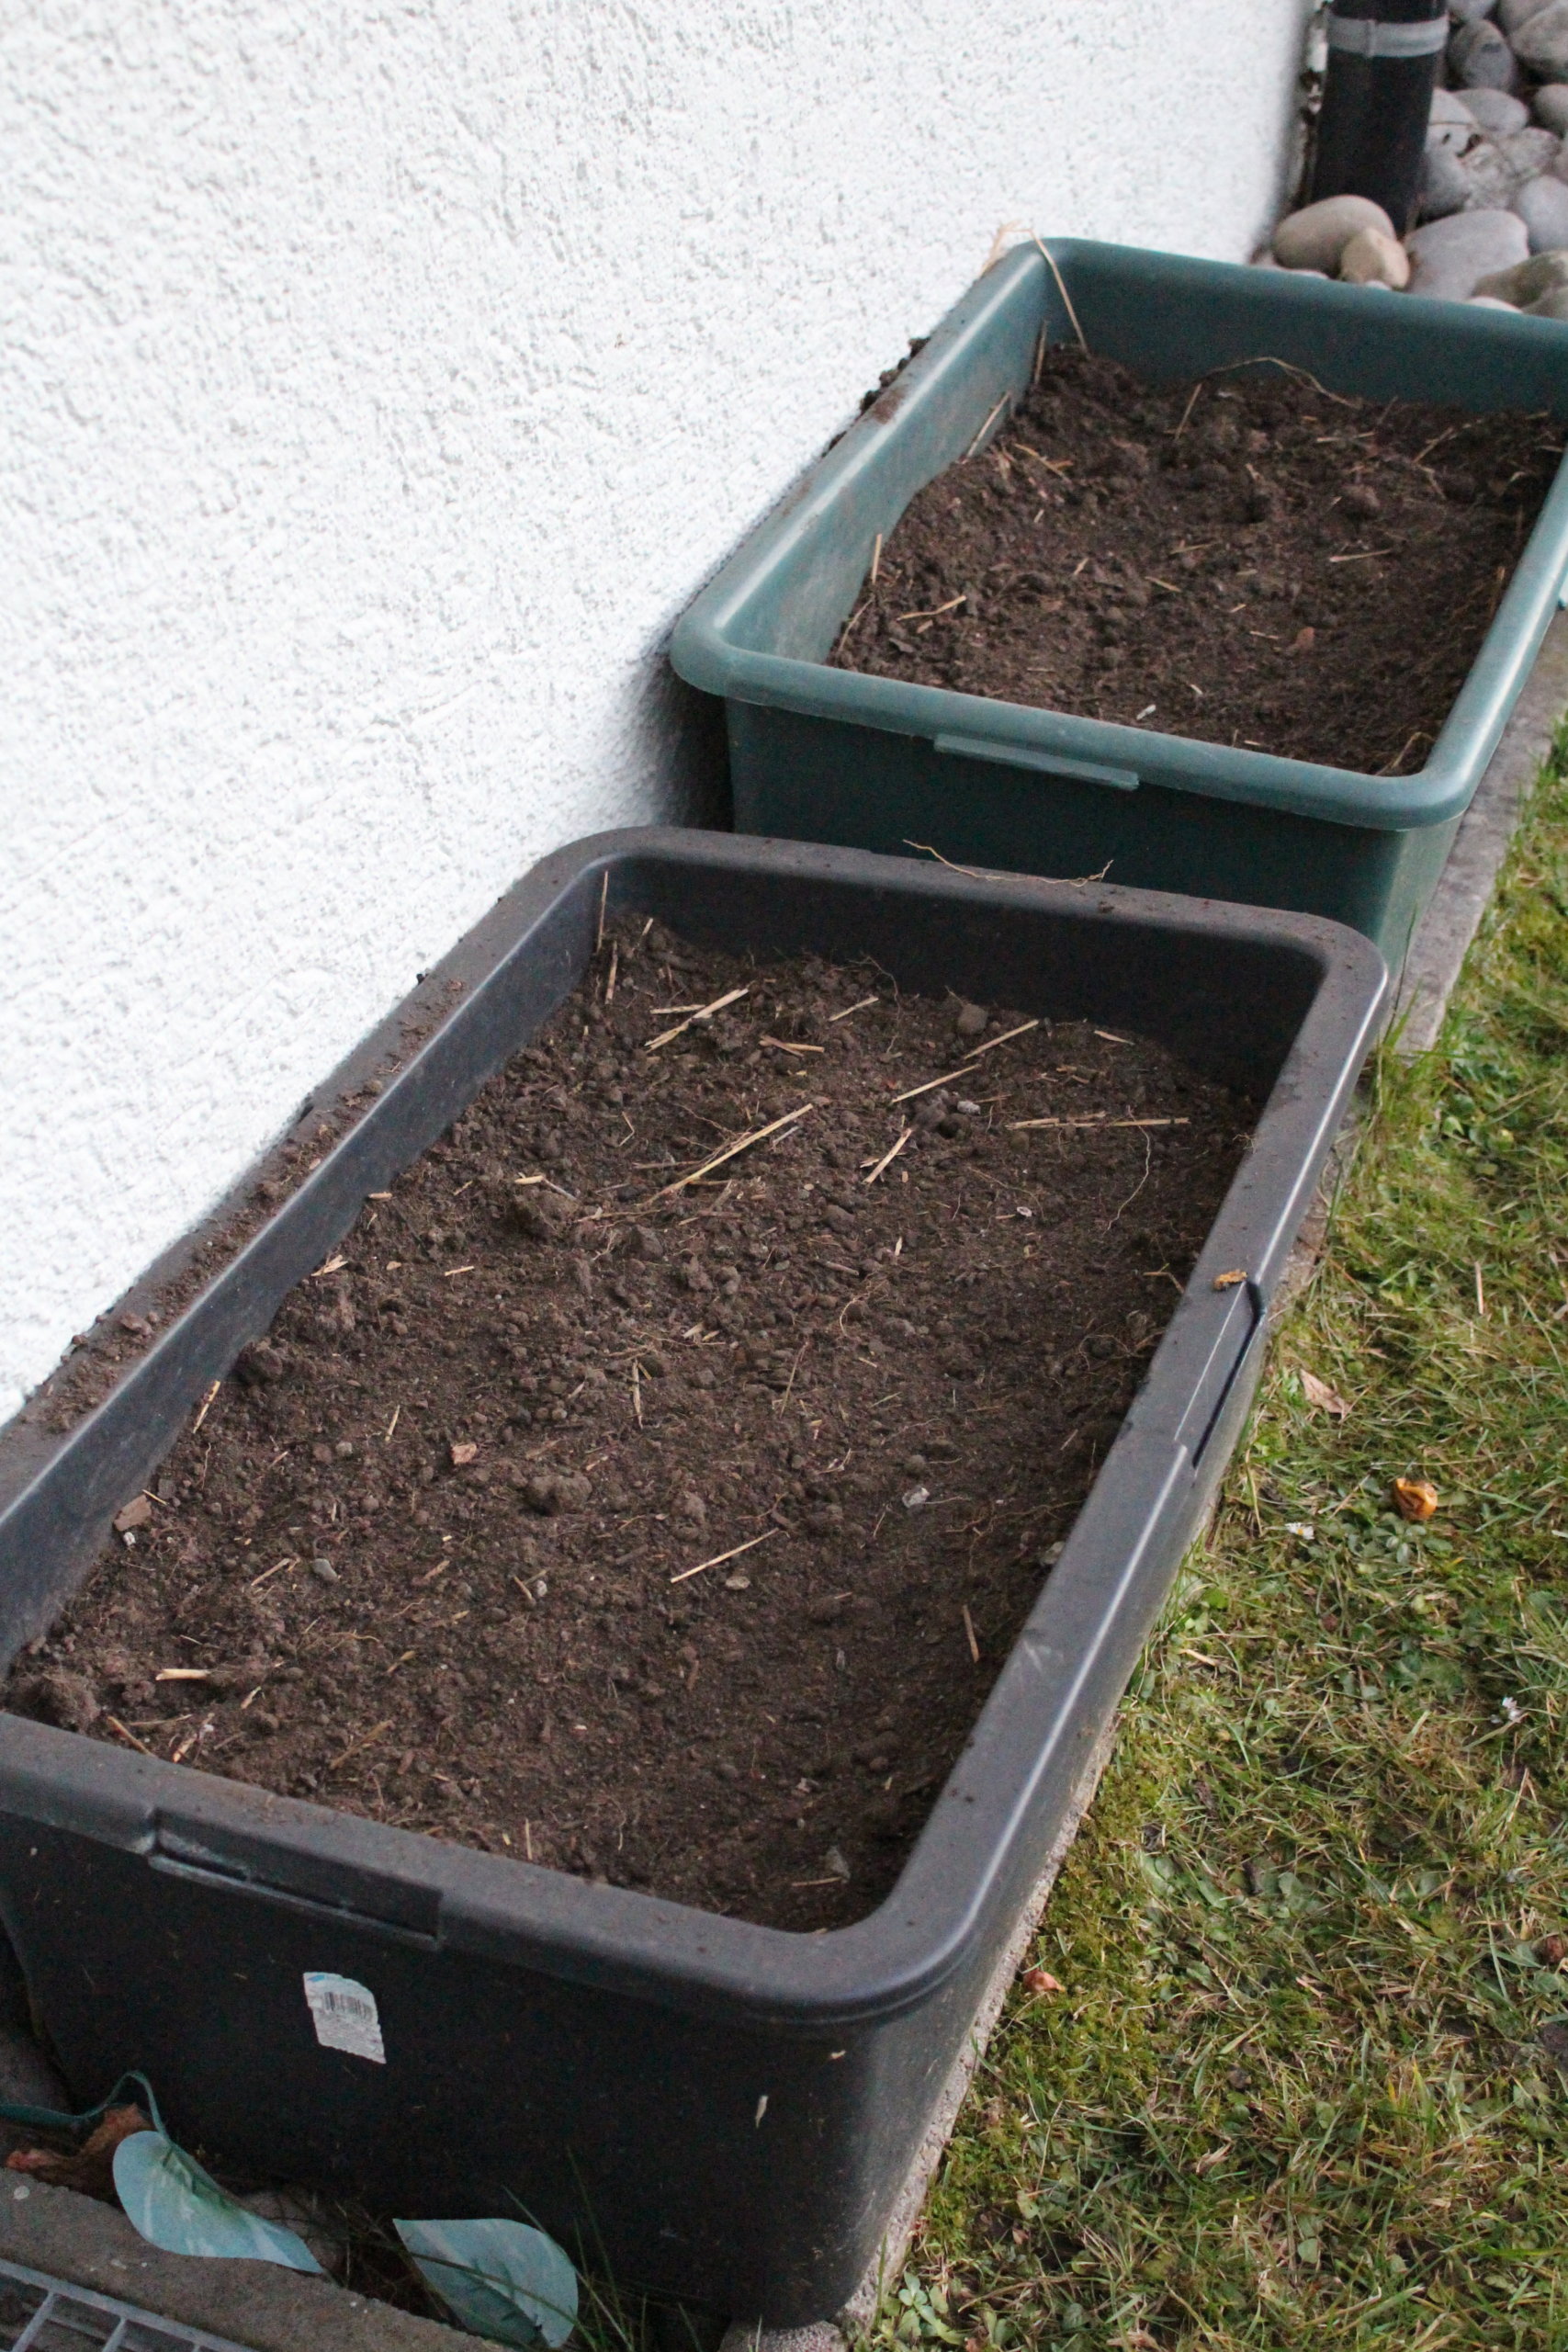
[1212,1270,1247,1291]
[1393,1476,1438,1522]
[449,1442,479,1468]
[79,2108,152,2162]
[4,2106,150,2200]
[1021,1966,1064,1996]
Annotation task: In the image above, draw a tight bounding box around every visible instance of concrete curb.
[0,2174,495,2352]
[1393,609,1568,1057]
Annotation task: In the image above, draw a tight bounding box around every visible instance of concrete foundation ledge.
[0,2172,494,2352]
[719,2327,847,2352]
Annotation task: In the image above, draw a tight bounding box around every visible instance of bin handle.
[150,1826,441,1947]
[932,733,1140,790]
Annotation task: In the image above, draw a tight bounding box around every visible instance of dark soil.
[831,345,1565,777]
[7,922,1254,1932]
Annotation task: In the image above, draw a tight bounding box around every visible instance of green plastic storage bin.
[671,239,1568,966]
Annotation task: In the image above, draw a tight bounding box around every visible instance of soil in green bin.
[6,922,1255,1931]
[832,344,1565,777]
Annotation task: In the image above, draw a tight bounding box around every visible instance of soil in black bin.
[831,345,1565,778]
[7,922,1255,1932]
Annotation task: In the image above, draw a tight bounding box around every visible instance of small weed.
[861,741,1568,2350]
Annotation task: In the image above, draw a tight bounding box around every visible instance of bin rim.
[0,830,1387,2041]
[670,237,1568,837]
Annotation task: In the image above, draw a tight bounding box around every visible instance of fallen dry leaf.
[112,1495,152,1534]
[1393,1476,1439,1522]
[1021,1967,1064,1996]
[449,1442,479,1468]
[1300,1370,1350,1419]
[6,2105,150,2203]
[1212,1270,1247,1292]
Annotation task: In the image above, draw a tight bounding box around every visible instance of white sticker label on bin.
[303,1972,386,2064]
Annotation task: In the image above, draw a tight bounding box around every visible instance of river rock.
[1474,245,1568,300]
[1463,87,1529,135]
[1513,0,1568,76]
[1515,171,1568,247]
[1273,194,1394,272]
[1525,282,1568,313]
[1339,226,1412,288]
[1451,0,1497,14]
[1418,129,1476,220]
[1468,292,1518,305]
[1450,18,1522,87]
[1419,125,1557,217]
[1406,207,1529,298]
[1498,126,1562,185]
[1501,0,1553,29]
[1431,88,1476,125]
[1534,84,1568,132]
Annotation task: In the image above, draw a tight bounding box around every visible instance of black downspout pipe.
[1308,0,1448,233]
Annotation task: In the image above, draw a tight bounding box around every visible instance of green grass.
[863,746,1568,2352]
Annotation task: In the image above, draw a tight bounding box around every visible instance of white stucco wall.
[2,0,1311,1422]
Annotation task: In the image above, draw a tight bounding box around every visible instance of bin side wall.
[0,1815,889,2322]
[729,704,1450,966]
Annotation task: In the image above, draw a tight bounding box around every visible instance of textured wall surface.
[2,0,1309,1420]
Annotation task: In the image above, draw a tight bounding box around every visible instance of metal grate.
[0,2257,258,2352]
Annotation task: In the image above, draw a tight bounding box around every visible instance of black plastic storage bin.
[0,832,1386,2328]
